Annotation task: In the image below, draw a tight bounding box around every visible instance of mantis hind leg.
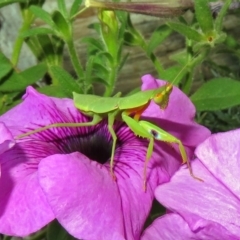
[15,114,102,139]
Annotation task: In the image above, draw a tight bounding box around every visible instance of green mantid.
[16,72,201,190]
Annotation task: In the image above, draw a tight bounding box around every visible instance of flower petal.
[0,164,54,236]
[38,152,125,240]
[0,122,15,155]
[196,129,240,198]
[0,86,86,137]
[155,159,240,236]
[141,213,238,240]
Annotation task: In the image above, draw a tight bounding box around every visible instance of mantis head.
[153,83,173,109]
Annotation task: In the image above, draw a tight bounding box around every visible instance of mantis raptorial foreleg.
[122,113,155,189]
[139,120,203,183]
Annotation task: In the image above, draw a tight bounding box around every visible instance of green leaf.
[49,66,81,96]
[0,63,47,92]
[29,34,63,66]
[0,0,25,7]
[37,85,68,98]
[191,78,240,111]
[195,0,213,34]
[52,10,71,41]
[30,6,55,28]
[0,52,13,78]
[124,31,142,46]
[57,0,68,17]
[167,22,203,42]
[0,92,21,115]
[20,63,47,81]
[161,64,188,85]
[21,27,55,38]
[70,0,83,18]
[47,220,76,240]
[82,37,104,51]
[97,51,113,64]
[91,77,109,86]
[93,62,109,77]
[118,52,129,72]
[215,0,232,33]
[147,25,172,54]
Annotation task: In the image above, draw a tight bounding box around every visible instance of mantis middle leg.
[15,114,103,139]
[122,112,155,190]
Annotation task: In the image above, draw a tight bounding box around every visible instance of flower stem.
[29,228,47,240]
[66,39,86,92]
[3,236,12,240]
[104,62,118,97]
[11,10,34,67]
[140,40,164,76]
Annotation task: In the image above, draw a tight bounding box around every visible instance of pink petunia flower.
[0,75,210,239]
[149,129,240,239]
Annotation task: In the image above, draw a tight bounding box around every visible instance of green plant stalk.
[71,7,88,21]
[103,61,118,97]
[29,228,47,240]
[140,40,164,76]
[182,49,209,94]
[66,39,86,92]
[183,70,194,95]
[11,10,34,67]
[182,39,194,95]
[149,52,165,77]
[3,235,12,240]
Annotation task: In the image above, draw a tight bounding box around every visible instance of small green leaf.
[93,62,109,77]
[0,0,25,7]
[85,56,95,85]
[118,52,129,72]
[0,64,47,92]
[70,0,83,18]
[97,51,113,64]
[49,66,81,96]
[47,220,76,240]
[20,63,47,81]
[38,85,68,98]
[0,92,21,115]
[147,25,172,54]
[161,64,188,85]
[191,78,240,111]
[82,37,104,51]
[124,31,142,46]
[167,22,203,42]
[26,34,60,65]
[0,52,13,78]
[30,6,55,28]
[91,77,109,86]
[52,10,71,41]
[215,0,232,33]
[195,0,214,34]
[21,27,55,38]
[57,0,68,17]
